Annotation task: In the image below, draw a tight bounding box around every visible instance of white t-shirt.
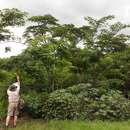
[7,82,20,103]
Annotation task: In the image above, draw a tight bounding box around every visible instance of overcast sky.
[1,0,130,24]
[0,0,130,58]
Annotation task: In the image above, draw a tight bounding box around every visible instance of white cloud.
[0,42,27,58]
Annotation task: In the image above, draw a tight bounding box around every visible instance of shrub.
[79,89,130,120]
[42,84,130,120]
[23,83,130,120]
[23,92,48,118]
[0,100,7,119]
[97,91,130,120]
[42,89,80,120]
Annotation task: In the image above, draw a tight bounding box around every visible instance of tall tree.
[0,8,27,41]
[81,15,130,53]
[23,14,59,40]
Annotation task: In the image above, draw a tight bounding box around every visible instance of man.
[6,74,20,127]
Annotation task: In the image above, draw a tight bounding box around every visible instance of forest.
[1,8,130,121]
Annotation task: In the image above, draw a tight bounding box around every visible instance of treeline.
[0,8,130,120]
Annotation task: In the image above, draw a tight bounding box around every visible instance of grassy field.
[1,120,130,130]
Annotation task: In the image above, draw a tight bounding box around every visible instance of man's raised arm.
[16,74,20,91]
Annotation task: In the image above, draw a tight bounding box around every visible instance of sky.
[0,0,130,58]
[0,42,27,58]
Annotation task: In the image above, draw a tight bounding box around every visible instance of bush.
[97,91,130,120]
[23,83,130,120]
[97,79,125,91]
[23,92,48,118]
[0,100,7,119]
[42,89,80,120]
[79,89,130,120]
[42,84,130,120]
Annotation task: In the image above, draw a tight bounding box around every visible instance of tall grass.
[1,120,130,130]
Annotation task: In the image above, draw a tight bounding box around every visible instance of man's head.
[9,84,17,92]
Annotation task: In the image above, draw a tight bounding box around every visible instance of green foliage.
[42,89,79,120]
[23,84,130,120]
[0,8,27,41]
[0,100,7,119]
[0,8,27,27]
[74,84,130,120]
[1,10,130,121]
[81,15,130,53]
[23,14,58,40]
[97,92,130,120]
[23,92,48,118]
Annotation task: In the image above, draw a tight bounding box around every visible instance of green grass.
[1,120,130,130]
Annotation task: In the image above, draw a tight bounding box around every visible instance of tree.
[23,14,59,40]
[80,15,130,53]
[0,8,27,41]
[52,24,82,47]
